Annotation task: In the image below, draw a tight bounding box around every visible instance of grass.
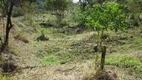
[14,32,30,43]
[0,74,9,80]
[105,53,142,73]
[3,10,141,79]
[40,52,72,65]
[33,27,142,73]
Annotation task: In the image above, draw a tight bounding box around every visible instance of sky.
[72,0,79,3]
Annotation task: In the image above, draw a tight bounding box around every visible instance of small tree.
[78,1,127,70]
[84,2,126,48]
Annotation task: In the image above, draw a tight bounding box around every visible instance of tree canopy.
[80,1,127,32]
[76,1,127,49]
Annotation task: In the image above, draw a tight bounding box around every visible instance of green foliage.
[0,0,36,14]
[105,54,142,73]
[45,0,69,11]
[76,1,127,50]
[83,2,127,31]
[117,0,142,27]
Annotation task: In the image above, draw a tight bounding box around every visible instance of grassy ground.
[0,13,142,80]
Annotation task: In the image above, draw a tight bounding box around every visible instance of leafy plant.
[78,1,127,48]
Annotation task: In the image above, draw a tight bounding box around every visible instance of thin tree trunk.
[100,46,106,70]
[100,29,104,48]
[5,2,14,44]
[1,2,14,51]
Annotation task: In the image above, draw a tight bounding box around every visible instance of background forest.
[0,0,142,80]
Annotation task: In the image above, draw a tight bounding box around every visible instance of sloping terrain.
[0,15,142,80]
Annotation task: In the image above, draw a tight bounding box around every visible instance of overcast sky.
[73,0,79,3]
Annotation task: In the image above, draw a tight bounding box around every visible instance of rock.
[36,34,49,41]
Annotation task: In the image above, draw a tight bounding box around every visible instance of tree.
[78,1,127,70]
[0,0,36,52]
[85,2,126,47]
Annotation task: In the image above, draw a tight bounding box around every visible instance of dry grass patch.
[14,32,30,43]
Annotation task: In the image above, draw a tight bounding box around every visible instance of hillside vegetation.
[0,0,142,80]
